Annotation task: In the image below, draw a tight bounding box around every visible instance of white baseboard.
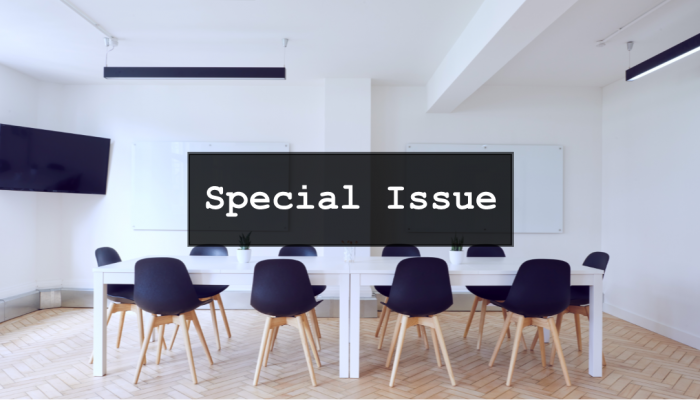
[604,302,700,350]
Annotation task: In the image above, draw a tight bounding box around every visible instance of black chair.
[251,259,321,387]
[132,258,213,385]
[89,247,148,365]
[384,257,455,387]
[530,252,610,366]
[278,245,323,350]
[375,245,421,349]
[170,245,231,351]
[488,259,572,387]
[463,245,525,350]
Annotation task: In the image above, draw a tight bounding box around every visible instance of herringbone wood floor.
[1,308,699,399]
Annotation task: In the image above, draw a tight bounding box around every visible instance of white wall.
[371,85,603,262]
[0,64,40,298]
[602,61,700,348]
[34,83,325,288]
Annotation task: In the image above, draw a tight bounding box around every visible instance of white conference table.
[93,255,604,379]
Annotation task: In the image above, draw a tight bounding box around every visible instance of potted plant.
[449,234,464,265]
[237,231,252,263]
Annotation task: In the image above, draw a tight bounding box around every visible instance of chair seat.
[466,286,510,302]
[569,286,590,306]
[381,301,450,318]
[374,285,391,298]
[194,285,229,299]
[107,284,135,304]
[312,285,326,297]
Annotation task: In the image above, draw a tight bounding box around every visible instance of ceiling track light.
[626,32,700,81]
[595,0,672,47]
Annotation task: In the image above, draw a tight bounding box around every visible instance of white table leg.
[588,275,603,377]
[349,273,360,378]
[338,274,350,378]
[93,271,107,376]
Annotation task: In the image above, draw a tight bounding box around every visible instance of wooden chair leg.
[156,325,165,365]
[506,315,525,387]
[215,294,232,338]
[168,324,179,350]
[269,326,279,352]
[310,308,322,339]
[489,311,513,367]
[389,315,409,387]
[430,327,442,367]
[433,315,456,387]
[253,317,272,386]
[209,302,221,351]
[463,297,479,338]
[180,314,198,385]
[476,298,488,349]
[385,313,403,368]
[548,317,571,386]
[416,324,422,338]
[420,325,429,349]
[521,332,529,353]
[190,311,213,365]
[574,312,582,352]
[116,311,126,348]
[530,330,539,351]
[550,312,565,366]
[133,314,156,384]
[302,314,321,368]
[537,327,547,367]
[378,308,392,350]
[306,311,321,351]
[296,316,317,387]
[263,326,274,367]
[501,308,511,338]
[375,305,388,337]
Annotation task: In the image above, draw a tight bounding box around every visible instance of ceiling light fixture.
[626,32,700,81]
[104,38,288,80]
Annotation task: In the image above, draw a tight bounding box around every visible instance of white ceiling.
[487,0,700,87]
[0,0,483,85]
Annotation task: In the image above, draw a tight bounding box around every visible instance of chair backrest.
[279,245,318,257]
[385,257,453,316]
[382,244,420,257]
[190,245,228,256]
[134,258,202,315]
[251,259,318,317]
[504,259,570,318]
[583,252,609,274]
[95,247,122,267]
[467,245,505,257]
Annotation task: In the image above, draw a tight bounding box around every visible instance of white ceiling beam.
[426,0,577,113]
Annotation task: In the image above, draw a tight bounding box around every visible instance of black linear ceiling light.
[103,67,286,80]
[626,32,700,81]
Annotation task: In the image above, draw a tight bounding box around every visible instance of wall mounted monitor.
[0,124,110,195]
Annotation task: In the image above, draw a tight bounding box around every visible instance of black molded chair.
[530,252,610,366]
[488,259,572,387]
[375,245,421,349]
[251,259,322,387]
[277,245,323,351]
[384,257,455,387]
[463,246,525,350]
[170,245,231,351]
[132,258,213,385]
[89,247,147,365]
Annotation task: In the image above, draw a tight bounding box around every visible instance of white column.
[338,273,350,378]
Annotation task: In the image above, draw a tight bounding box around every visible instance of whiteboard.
[407,144,563,233]
[132,142,289,230]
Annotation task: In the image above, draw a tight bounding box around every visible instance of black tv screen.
[0,124,110,195]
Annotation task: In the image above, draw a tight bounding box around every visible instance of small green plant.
[239,231,252,250]
[450,234,464,251]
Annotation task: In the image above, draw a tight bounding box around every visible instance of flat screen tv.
[0,124,110,195]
